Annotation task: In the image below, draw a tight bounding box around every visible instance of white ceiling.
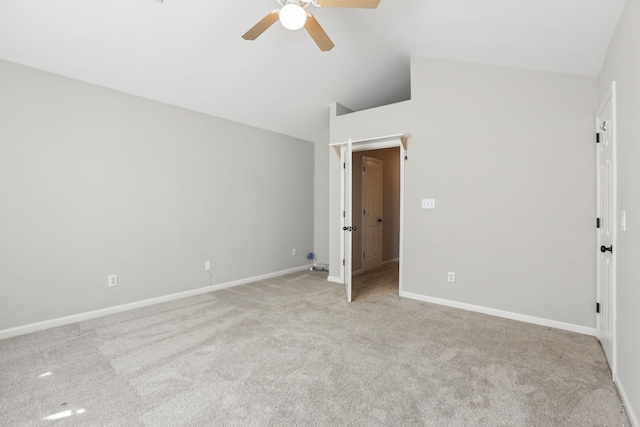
[0,0,626,143]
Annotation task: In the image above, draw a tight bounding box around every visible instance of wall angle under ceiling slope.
[336,60,411,116]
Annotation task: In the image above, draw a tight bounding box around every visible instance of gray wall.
[0,60,314,331]
[598,0,640,423]
[313,140,329,264]
[329,57,597,328]
[352,148,400,272]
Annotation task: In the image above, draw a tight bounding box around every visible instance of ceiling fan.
[242,0,380,52]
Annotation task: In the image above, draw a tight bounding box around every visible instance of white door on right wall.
[362,156,383,272]
[596,86,616,376]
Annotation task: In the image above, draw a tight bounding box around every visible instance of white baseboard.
[0,264,312,340]
[382,258,400,264]
[400,291,596,337]
[615,373,638,427]
[327,276,342,284]
[351,269,364,277]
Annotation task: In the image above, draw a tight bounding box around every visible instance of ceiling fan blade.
[317,0,380,8]
[242,11,279,40]
[304,14,335,52]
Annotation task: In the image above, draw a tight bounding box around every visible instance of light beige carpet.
[0,263,630,426]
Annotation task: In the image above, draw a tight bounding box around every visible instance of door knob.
[600,245,613,253]
[377,218,383,223]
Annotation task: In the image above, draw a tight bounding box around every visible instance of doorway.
[333,135,407,303]
[352,149,400,277]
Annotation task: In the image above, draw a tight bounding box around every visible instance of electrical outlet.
[292,248,297,256]
[204,261,211,271]
[447,272,455,283]
[108,274,118,287]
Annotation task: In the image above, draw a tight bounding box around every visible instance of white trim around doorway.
[329,136,407,297]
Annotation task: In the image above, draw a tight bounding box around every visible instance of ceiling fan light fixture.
[279,4,307,30]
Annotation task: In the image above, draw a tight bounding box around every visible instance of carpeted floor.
[0,262,630,426]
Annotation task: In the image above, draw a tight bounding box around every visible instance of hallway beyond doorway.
[351,261,399,301]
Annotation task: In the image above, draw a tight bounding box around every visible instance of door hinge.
[343,211,345,218]
[363,166,366,172]
[342,259,345,266]
[596,218,601,228]
[363,252,366,258]
[343,162,346,169]
[596,302,600,314]
[363,209,366,215]
[596,133,600,143]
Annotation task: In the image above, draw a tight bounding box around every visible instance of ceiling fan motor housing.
[276,0,316,7]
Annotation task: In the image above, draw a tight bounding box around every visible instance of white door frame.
[596,81,617,377]
[333,136,407,300]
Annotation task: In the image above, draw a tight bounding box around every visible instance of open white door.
[596,83,616,376]
[342,140,353,302]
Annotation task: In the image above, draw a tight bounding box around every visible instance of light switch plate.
[421,199,436,209]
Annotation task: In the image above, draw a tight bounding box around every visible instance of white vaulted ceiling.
[0,0,626,143]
